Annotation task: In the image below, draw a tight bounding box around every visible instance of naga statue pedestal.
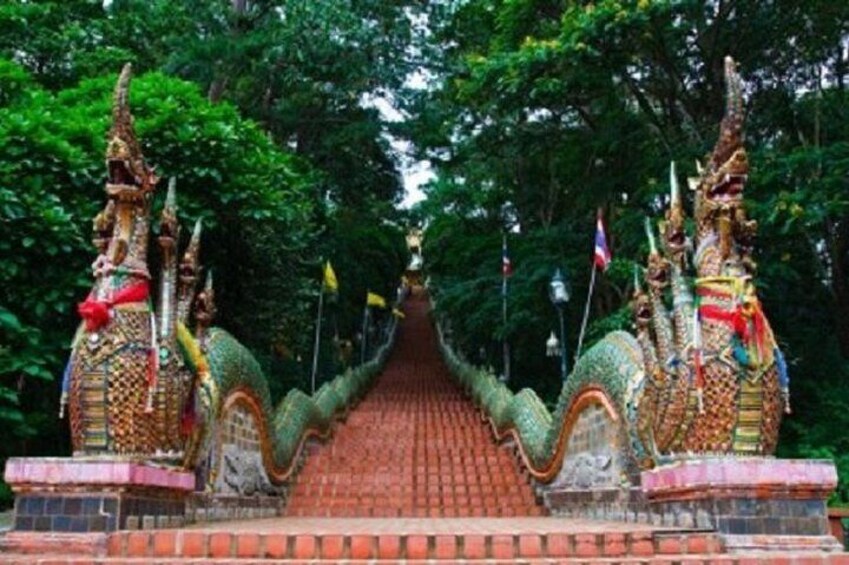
[641,457,842,552]
[3,457,195,533]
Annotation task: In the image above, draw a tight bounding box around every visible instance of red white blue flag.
[502,236,513,277]
[593,209,612,271]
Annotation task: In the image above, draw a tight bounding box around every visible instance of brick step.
[294,474,525,482]
[284,506,546,518]
[290,484,534,496]
[1,555,848,565]
[102,529,725,560]
[296,464,519,473]
[284,292,545,517]
[1,529,846,564]
[288,496,538,505]
[286,499,541,511]
[292,478,527,485]
[0,532,108,556]
[297,465,516,473]
[287,497,539,508]
[306,456,514,461]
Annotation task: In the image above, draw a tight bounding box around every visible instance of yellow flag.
[323,261,338,293]
[366,292,386,308]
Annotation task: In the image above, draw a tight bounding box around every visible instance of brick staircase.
[286,291,544,518]
[2,289,848,563]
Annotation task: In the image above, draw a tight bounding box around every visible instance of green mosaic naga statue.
[440,57,789,484]
[61,65,394,488]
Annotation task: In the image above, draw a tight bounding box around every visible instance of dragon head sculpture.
[632,277,653,331]
[644,218,670,295]
[177,219,203,324]
[159,178,180,249]
[662,162,688,267]
[98,64,160,279]
[106,65,157,194]
[692,57,753,277]
[91,201,115,257]
[194,271,216,341]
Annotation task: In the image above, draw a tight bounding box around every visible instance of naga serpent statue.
[60,65,395,487]
[439,57,790,484]
[632,56,789,462]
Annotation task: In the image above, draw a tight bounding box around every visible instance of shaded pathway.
[286,289,544,517]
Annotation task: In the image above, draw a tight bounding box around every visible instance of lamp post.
[548,268,571,381]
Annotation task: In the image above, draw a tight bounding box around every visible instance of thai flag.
[594,210,612,271]
[502,236,513,277]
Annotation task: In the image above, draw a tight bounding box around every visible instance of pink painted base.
[642,457,837,500]
[3,457,195,492]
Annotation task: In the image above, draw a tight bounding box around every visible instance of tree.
[0,63,322,504]
[164,0,420,209]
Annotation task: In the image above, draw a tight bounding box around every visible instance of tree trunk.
[208,77,228,103]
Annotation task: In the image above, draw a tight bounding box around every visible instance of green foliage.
[0,0,176,88]
[414,0,849,498]
[0,0,419,255]
[0,62,321,505]
[425,210,636,404]
[323,211,409,334]
[0,1,414,509]
[1,63,321,352]
[155,0,417,209]
[0,59,32,106]
[0,65,102,465]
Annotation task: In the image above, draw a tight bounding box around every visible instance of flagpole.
[502,234,511,383]
[575,261,597,361]
[310,288,324,395]
[360,304,369,364]
[502,278,510,382]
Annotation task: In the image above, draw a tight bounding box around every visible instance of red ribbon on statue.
[77,282,150,331]
[697,291,769,363]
